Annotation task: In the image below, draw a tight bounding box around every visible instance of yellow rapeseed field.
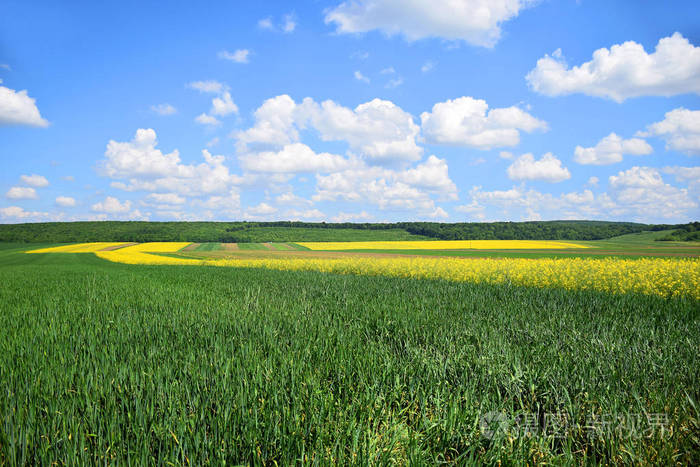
[26,242,131,253]
[28,242,700,299]
[95,242,197,265]
[297,240,590,250]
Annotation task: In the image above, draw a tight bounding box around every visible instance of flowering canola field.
[26,242,131,253]
[298,240,589,250]
[27,242,699,300]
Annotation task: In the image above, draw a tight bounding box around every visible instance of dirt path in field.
[182,243,200,251]
[178,247,700,261]
[99,243,138,251]
[222,243,238,250]
[261,243,276,250]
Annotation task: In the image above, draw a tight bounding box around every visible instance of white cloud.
[325,0,536,48]
[307,98,423,162]
[0,64,10,70]
[275,191,312,206]
[145,193,186,205]
[237,95,423,163]
[258,17,274,30]
[499,151,515,160]
[20,174,49,187]
[284,208,324,220]
[210,92,238,116]
[258,14,296,33]
[0,206,48,221]
[239,143,354,173]
[151,103,177,115]
[587,176,599,186]
[639,108,700,155]
[380,67,395,74]
[527,33,700,102]
[663,166,700,186]
[5,186,38,199]
[331,211,373,222]
[218,49,250,64]
[608,166,696,218]
[574,132,652,165]
[100,129,182,178]
[421,61,435,73]
[354,71,370,83]
[0,81,49,127]
[506,152,571,183]
[195,113,221,126]
[234,94,300,151]
[312,158,457,216]
[283,14,297,33]
[246,202,277,216]
[188,80,226,94]
[396,155,457,198]
[420,96,547,149]
[385,77,403,89]
[99,129,243,197]
[91,196,132,213]
[61,176,75,182]
[55,196,76,207]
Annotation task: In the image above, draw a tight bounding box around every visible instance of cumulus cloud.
[151,103,177,115]
[325,0,536,48]
[195,113,221,126]
[420,96,546,149]
[188,80,226,94]
[244,202,278,218]
[145,193,186,205]
[396,155,457,198]
[638,108,700,155]
[55,196,76,207]
[218,49,250,63]
[0,81,49,127]
[99,129,243,197]
[5,186,38,200]
[526,33,700,102]
[234,95,300,150]
[239,143,355,173]
[91,196,132,213]
[20,174,49,187]
[283,14,297,33]
[258,17,274,30]
[258,14,296,33]
[331,210,373,222]
[189,81,237,124]
[506,153,571,182]
[210,92,238,116]
[312,157,457,216]
[0,206,48,221]
[574,133,652,165]
[308,98,423,162]
[354,71,370,83]
[236,95,423,163]
[284,208,324,220]
[608,166,696,218]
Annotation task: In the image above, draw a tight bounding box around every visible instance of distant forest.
[0,220,692,243]
[655,222,700,242]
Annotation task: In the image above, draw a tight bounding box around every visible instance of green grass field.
[0,243,698,464]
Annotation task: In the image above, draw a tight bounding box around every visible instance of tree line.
[0,220,694,243]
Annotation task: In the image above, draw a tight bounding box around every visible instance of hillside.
[0,220,690,243]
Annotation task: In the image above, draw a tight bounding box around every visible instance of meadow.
[1,236,699,464]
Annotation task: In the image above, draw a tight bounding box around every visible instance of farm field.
[2,236,700,464]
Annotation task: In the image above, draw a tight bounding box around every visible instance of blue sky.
[1,0,699,224]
